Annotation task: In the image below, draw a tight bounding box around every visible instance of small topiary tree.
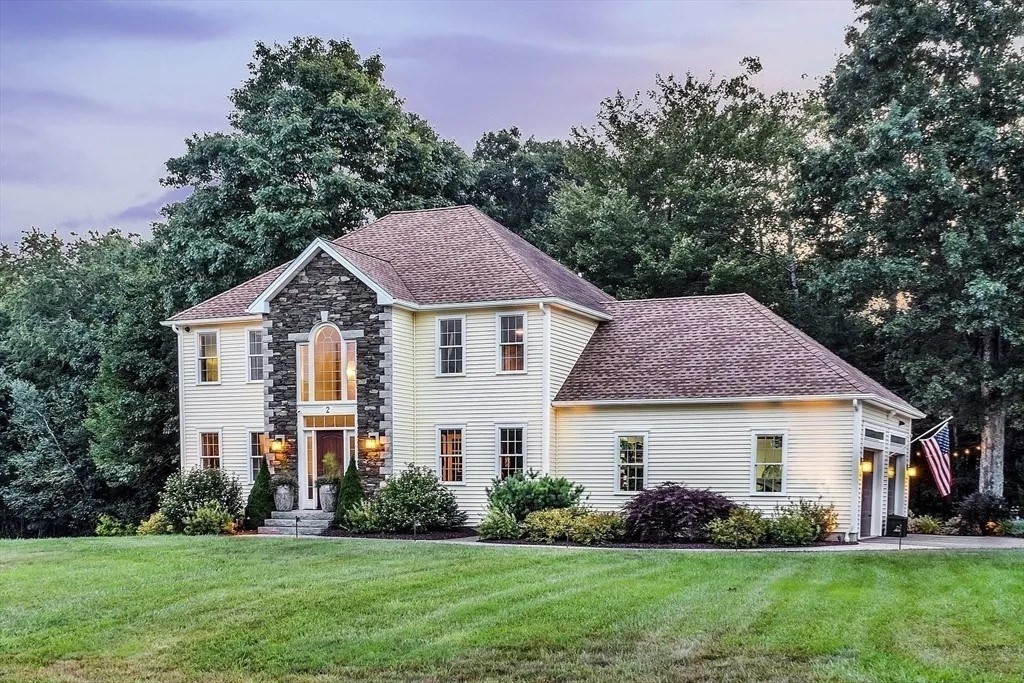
[334,458,365,527]
[244,459,274,530]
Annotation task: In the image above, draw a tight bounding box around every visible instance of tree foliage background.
[2,2,1021,536]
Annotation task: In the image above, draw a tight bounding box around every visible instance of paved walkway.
[859,533,1024,551]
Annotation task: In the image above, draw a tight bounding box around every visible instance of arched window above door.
[299,324,356,403]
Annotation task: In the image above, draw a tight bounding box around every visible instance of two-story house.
[162,205,924,540]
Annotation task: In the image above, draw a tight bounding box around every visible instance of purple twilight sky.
[0,0,857,245]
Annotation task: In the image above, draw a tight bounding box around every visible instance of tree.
[154,37,475,311]
[799,0,1024,497]
[334,458,364,527]
[244,459,274,530]
[537,58,813,307]
[470,127,573,240]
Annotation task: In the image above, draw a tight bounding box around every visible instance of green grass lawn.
[0,537,1021,683]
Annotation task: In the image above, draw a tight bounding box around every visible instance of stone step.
[262,517,331,529]
[270,510,334,521]
[258,526,324,536]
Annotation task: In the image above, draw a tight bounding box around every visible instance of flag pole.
[909,416,953,445]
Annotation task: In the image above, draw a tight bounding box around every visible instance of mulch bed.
[479,539,849,550]
[321,526,479,541]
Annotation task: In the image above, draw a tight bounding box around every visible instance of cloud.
[112,187,192,223]
[0,0,230,43]
[0,87,224,129]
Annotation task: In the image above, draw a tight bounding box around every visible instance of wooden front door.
[317,432,345,481]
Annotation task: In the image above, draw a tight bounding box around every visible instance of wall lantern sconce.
[860,460,873,474]
[269,438,286,454]
[907,466,918,478]
[364,432,380,451]
[887,466,896,478]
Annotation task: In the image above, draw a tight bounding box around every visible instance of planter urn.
[274,485,294,511]
[318,483,338,512]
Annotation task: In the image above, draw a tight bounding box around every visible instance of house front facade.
[163,206,923,540]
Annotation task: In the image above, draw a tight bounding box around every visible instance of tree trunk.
[979,330,1005,496]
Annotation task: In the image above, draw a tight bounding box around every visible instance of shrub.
[523,508,579,543]
[908,514,942,535]
[791,499,837,541]
[136,511,174,535]
[334,458,365,527]
[182,502,234,535]
[95,514,134,537]
[478,505,522,540]
[570,511,625,545]
[270,473,297,491]
[940,516,965,535]
[159,468,243,532]
[623,484,735,543]
[955,493,1011,536]
[708,507,768,548]
[344,500,380,534]
[768,511,817,546]
[996,519,1024,538]
[486,471,585,522]
[367,464,466,532]
[243,459,274,530]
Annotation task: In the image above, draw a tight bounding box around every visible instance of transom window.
[753,434,785,493]
[498,313,526,372]
[497,426,525,479]
[616,434,647,492]
[438,428,464,482]
[298,327,356,402]
[197,332,219,383]
[864,428,884,441]
[249,432,267,481]
[303,414,355,429]
[247,330,264,382]
[437,318,464,375]
[200,432,220,469]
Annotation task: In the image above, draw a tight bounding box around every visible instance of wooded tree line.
[2,0,1021,536]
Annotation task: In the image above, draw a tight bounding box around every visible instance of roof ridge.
[467,207,555,298]
[386,204,473,215]
[739,295,864,394]
[609,293,749,304]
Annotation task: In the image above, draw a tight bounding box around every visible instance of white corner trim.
[246,238,394,314]
[540,302,552,475]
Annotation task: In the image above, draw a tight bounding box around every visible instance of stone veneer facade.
[262,251,392,491]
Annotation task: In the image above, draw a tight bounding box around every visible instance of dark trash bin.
[886,515,908,537]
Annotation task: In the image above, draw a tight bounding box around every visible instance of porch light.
[888,466,896,478]
[364,432,379,451]
[860,460,873,474]
[907,466,918,477]
[269,438,286,454]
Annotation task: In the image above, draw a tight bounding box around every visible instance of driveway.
[860,534,1024,550]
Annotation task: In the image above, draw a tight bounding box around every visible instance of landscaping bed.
[322,526,477,540]
[478,538,849,549]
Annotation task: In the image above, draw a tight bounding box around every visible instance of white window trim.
[749,429,789,496]
[195,329,221,385]
[196,428,223,470]
[435,315,467,377]
[246,329,265,384]
[613,431,649,494]
[247,429,266,483]
[435,424,466,485]
[494,311,528,374]
[494,424,528,479]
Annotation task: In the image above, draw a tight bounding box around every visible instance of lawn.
[0,537,1021,683]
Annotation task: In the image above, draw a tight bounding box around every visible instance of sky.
[0,0,857,245]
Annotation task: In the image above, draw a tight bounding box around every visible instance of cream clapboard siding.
[390,306,417,468]
[548,307,598,400]
[860,402,915,529]
[180,322,265,490]
[553,400,859,530]
[406,306,545,520]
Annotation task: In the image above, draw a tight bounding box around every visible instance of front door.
[300,430,348,510]
[860,451,875,537]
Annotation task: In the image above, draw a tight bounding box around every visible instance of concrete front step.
[270,510,333,521]
[262,517,331,528]
[257,525,329,536]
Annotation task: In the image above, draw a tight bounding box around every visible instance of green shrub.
[243,459,274,530]
[95,514,135,537]
[344,500,380,534]
[182,502,234,536]
[334,458,365,527]
[478,506,522,540]
[570,511,625,545]
[768,511,817,546]
[940,516,965,535]
[790,499,837,541]
[366,464,466,532]
[954,493,1010,535]
[707,507,768,548]
[159,468,243,532]
[996,519,1024,538]
[486,471,585,522]
[136,511,174,535]
[270,473,297,492]
[908,514,942,535]
[523,507,579,543]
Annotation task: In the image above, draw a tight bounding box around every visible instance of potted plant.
[271,474,297,511]
[317,452,341,512]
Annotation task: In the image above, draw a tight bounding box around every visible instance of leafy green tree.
[470,127,573,240]
[334,458,364,527]
[538,58,813,307]
[799,0,1024,497]
[155,37,475,310]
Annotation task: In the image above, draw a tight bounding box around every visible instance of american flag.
[921,424,952,497]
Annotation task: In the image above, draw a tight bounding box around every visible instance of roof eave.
[160,314,263,327]
[553,393,926,418]
[393,297,612,321]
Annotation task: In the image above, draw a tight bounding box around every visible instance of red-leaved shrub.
[623,483,736,543]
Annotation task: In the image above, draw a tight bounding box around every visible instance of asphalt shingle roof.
[554,294,919,414]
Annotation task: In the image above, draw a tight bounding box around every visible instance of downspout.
[172,324,186,470]
[540,302,551,475]
[849,398,864,542]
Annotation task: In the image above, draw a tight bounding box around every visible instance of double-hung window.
[247,330,264,382]
[437,317,464,375]
[249,432,267,481]
[200,432,221,469]
[438,427,464,483]
[497,313,526,372]
[616,434,647,492]
[197,331,219,383]
[497,426,525,479]
[752,433,786,493]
